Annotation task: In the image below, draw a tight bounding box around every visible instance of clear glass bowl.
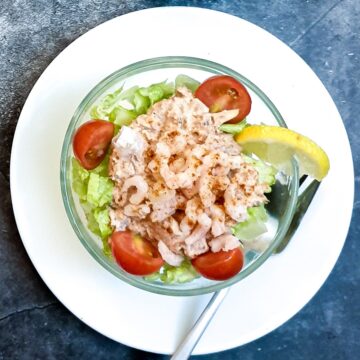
[60,56,299,296]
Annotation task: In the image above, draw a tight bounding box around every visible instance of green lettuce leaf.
[232,205,268,241]
[145,260,199,284]
[89,153,110,177]
[80,201,112,256]
[117,85,139,103]
[72,158,90,201]
[90,86,124,119]
[175,74,200,93]
[93,208,113,239]
[87,173,114,208]
[72,155,114,257]
[80,201,102,237]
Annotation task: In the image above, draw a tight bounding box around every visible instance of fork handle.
[170,287,230,360]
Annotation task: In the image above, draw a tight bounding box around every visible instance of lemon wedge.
[235,125,330,181]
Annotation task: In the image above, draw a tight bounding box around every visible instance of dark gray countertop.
[1,1,359,359]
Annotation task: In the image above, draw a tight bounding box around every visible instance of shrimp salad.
[71,75,276,282]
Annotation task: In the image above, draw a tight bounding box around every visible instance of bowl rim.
[60,56,299,296]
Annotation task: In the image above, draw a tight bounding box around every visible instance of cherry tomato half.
[195,75,251,123]
[110,231,164,276]
[191,247,244,281]
[72,119,114,170]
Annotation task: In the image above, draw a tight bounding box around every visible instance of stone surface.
[0,0,359,359]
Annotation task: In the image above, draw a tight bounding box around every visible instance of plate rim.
[9,6,355,355]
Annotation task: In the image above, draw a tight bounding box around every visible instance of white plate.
[10,7,354,355]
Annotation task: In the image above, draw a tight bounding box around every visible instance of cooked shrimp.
[202,151,229,169]
[109,208,130,231]
[147,223,184,254]
[158,153,201,190]
[123,203,151,218]
[185,196,203,223]
[121,175,148,205]
[181,182,200,199]
[199,175,230,208]
[229,155,244,170]
[169,157,186,173]
[211,109,239,126]
[109,87,270,262]
[163,216,183,236]
[169,134,187,154]
[158,241,184,266]
[160,163,193,189]
[207,204,226,237]
[209,233,240,252]
[198,174,216,208]
[224,183,248,222]
[184,213,212,258]
[149,187,177,222]
[179,216,195,237]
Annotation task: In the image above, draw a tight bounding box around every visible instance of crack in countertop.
[290,0,344,47]
[0,302,58,323]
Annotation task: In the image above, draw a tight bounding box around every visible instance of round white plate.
[10,7,354,355]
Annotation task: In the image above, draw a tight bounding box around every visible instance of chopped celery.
[138,81,175,105]
[133,91,150,114]
[109,106,137,126]
[219,119,248,134]
[118,85,139,102]
[232,205,268,241]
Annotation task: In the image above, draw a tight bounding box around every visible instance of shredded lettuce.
[145,260,199,284]
[80,201,112,257]
[117,85,139,102]
[87,173,114,208]
[72,158,89,201]
[133,91,151,114]
[88,154,110,177]
[175,74,200,93]
[90,81,175,126]
[71,157,113,256]
[93,208,113,239]
[219,119,248,134]
[232,205,268,241]
[90,86,124,119]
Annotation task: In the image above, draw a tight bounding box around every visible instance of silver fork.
[171,178,320,360]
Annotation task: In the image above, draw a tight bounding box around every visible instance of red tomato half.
[73,119,114,170]
[110,231,164,276]
[195,75,251,123]
[191,247,244,281]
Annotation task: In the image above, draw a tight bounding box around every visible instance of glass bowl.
[60,56,299,296]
